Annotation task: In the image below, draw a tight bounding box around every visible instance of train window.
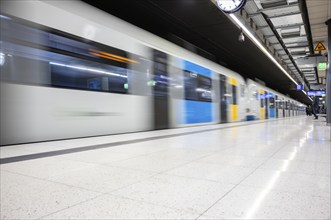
[184,71,198,101]
[153,73,169,96]
[232,85,237,105]
[184,70,212,102]
[240,84,245,97]
[153,50,168,97]
[50,59,128,93]
[0,15,148,95]
[269,97,275,109]
[255,91,259,100]
[199,76,213,101]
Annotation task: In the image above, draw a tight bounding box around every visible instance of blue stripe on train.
[269,108,275,118]
[184,60,211,77]
[185,100,212,124]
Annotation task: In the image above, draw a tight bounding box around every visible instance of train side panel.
[0,83,153,145]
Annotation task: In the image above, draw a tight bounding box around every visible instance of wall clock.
[216,0,247,13]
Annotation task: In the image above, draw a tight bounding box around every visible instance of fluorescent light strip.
[229,14,311,101]
[302,90,313,101]
[50,62,128,78]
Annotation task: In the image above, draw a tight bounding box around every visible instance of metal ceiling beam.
[281,34,307,39]
[264,34,277,38]
[267,11,301,19]
[286,44,309,49]
[256,25,269,30]
[298,1,314,54]
[247,12,261,17]
[261,12,310,87]
[249,9,301,19]
[274,22,304,29]
[298,0,318,85]
[258,3,299,12]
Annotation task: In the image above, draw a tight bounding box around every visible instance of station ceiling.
[82,0,329,105]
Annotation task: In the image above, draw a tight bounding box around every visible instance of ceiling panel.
[262,5,300,17]
[270,14,303,26]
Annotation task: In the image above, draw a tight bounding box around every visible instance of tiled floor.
[1,116,330,219]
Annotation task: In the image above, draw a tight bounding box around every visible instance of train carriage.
[0,0,305,145]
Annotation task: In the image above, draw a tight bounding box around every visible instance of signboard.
[314,42,326,52]
[317,62,327,70]
[296,84,304,91]
[307,90,326,96]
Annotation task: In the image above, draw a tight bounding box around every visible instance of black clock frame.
[216,0,247,14]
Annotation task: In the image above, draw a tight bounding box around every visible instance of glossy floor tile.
[111,174,235,213]
[41,194,199,219]
[1,157,95,180]
[1,116,330,219]
[49,165,156,193]
[0,171,100,219]
[165,161,255,184]
[199,185,330,219]
[240,169,330,197]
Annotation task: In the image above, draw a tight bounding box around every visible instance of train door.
[275,95,278,118]
[220,75,227,123]
[280,99,284,118]
[229,78,238,121]
[290,102,293,116]
[260,89,265,119]
[269,93,275,118]
[153,50,169,129]
[296,104,298,116]
[282,100,285,117]
[264,91,269,119]
[285,101,289,117]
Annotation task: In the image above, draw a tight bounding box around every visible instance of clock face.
[216,0,246,13]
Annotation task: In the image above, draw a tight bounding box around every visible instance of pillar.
[326,19,331,125]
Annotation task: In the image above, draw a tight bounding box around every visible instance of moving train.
[0,0,305,146]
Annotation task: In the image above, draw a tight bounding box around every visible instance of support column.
[326,19,331,125]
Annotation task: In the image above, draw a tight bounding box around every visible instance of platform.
[1,116,330,219]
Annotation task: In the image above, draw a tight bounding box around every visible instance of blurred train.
[0,0,305,146]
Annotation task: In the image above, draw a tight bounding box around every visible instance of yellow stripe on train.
[229,78,238,86]
[260,108,265,120]
[230,104,238,121]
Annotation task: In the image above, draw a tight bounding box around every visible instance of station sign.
[317,62,327,70]
[296,84,304,91]
[307,90,326,96]
[258,93,273,99]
